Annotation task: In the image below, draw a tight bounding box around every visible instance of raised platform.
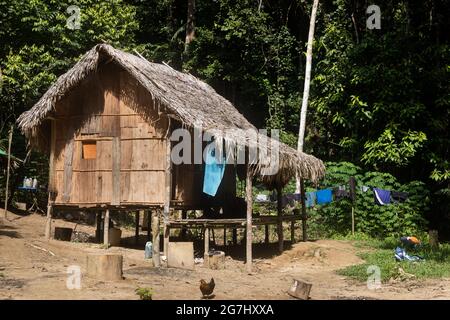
[166,215,305,228]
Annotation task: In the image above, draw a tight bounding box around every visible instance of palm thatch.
[17,44,325,187]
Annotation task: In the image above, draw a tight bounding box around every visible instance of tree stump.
[288,279,312,300]
[54,227,72,241]
[429,230,439,248]
[206,251,225,270]
[86,253,123,281]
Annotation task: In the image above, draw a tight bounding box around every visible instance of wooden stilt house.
[18,44,325,270]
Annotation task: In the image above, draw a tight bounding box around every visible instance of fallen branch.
[27,243,55,256]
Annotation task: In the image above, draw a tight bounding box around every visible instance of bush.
[306,162,430,238]
[135,287,153,300]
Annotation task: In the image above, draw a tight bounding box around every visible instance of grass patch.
[338,238,450,282]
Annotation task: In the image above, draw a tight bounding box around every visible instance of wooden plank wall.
[52,63,168,206]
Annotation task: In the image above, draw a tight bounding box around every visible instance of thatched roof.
[17,44,325,187]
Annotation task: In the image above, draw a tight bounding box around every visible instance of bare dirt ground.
[1,212,449,300]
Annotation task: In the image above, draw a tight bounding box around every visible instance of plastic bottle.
[145,241,153,259]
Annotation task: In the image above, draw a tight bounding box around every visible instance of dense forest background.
[0,0,449,238]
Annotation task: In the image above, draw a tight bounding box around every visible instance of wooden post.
[232,228,237,245]
[103,209,110,247]
[147,210,151,242]
[181,210,187,239]
[44,201,53,240]
[163,134,172,257]
[351,206,355,236]
[211,228,216,246]
[45,120,56,238]
[300,179,307,242]
[265,225,269,244]
[291,221,295,244]
[163,224,169,256]
[3,125,13,219]
[349,176,356,236]
[135,211,140,245]
[223,228,227,246]
[246,166,253,273]
[96,211,102,242]
[152,210,160,267]
[277,186,284,253]
[204,226,210,257]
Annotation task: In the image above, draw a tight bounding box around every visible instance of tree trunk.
[3,125,13,219]
[296,0,320,193]
[185,0,196,51]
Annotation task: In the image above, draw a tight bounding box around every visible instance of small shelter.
[18,44,325,270]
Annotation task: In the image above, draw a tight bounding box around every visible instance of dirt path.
[1,212,449,300]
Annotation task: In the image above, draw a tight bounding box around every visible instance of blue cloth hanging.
[374,188,391,205]
[316,189,333,205]
[203,145,226,196]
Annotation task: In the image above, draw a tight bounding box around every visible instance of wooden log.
[206,251,225,270]
[288,278,312,300]
[103,209,110,247]
[277,186,284,253]
[54,227,73,241]
[135,210,140,245]
[152,210,161,267]
[246,166,253,273]
[86,253,123,281]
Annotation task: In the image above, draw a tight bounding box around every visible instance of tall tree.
[296,0,319,193]
[185,0,196,51]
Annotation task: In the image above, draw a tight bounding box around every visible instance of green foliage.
[307,162,429,239]
[338,239,450,282]
[0,0,449,235]
[135,287,153,300]
[362,128,427,167]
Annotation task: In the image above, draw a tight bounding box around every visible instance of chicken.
[199,278,215,298]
